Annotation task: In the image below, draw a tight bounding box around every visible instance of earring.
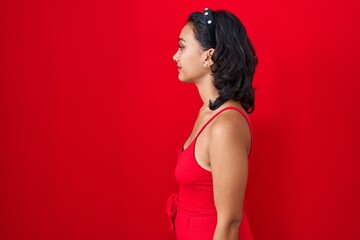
[204,61,210,68]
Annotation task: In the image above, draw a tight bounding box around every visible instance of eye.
[178,45,184,50]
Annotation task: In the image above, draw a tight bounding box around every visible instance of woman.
[167,8,258,240]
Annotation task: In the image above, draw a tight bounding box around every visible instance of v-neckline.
[181,135,196,152]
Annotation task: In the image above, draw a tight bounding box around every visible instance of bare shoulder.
[211,107,251,134]
[209,107,252,155]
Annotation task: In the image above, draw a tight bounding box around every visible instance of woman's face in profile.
[172,23,208,83]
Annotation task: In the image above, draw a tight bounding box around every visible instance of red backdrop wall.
[1,0,359,239]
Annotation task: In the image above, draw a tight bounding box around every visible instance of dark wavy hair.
[187,9,258,113]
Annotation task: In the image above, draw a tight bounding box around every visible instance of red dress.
[166,106,254,240]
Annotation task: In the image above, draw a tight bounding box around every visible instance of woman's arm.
[208,112,251,240]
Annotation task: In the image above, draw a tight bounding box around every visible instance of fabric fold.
[166,193,179,232]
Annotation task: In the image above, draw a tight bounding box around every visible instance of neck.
[195,78,219,109]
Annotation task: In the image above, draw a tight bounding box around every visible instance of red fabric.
[166,106,254,240]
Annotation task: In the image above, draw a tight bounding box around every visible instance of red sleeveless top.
[167,106,254,240]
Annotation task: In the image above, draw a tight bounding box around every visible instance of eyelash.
[179,45,184,50]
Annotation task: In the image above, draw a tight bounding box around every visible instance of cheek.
[183,51,201,65]
[189,55,203,70]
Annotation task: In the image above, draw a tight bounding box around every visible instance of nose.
[172,49,179,63]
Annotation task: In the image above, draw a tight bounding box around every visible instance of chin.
[178,79,194,84]
[178,75,195,83]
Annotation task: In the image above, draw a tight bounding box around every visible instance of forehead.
[179,24,195,42]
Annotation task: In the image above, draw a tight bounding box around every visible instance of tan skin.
[173,23,251,240]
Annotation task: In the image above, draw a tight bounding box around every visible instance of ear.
[203,48,215,67]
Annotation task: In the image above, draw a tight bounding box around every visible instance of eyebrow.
[179,38,186,42]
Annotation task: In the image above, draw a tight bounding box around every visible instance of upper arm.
[208,113,251,225]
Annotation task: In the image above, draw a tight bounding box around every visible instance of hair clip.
[203,8,216,47]
[203,8,214,25]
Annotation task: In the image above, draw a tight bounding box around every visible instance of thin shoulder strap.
[194,106,253,157]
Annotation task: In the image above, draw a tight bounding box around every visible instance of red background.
[1,0,359,239]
